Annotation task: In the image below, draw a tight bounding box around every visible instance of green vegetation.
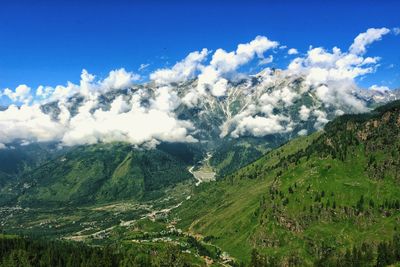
[174,101,400,265]
[0,234,120,267]
[0,234,208,266]
[2,101,400,266]
[0,142,62,178]
[0,181,193,242]
[210,137,272,178]
[6,143,193,207]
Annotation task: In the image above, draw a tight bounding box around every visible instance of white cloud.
[33,68,140,103]
[288,48,298,55]
[38,82,79,102]
[235,30,387,135]
[315,85,332,103]
[314,80,366,112]
[77,68,139,96]
[0,91,196,148]
[181,90,200,108]
[0,75,195,148]
[260,86,299,108]
[150,48,209,85]
[53,86,196,148]
[349,27,390,55]
[298,129,308,136]
[195,36,279,98]
[100,68,140,91]
[36,85,55,99]
[0,143,6,149]
[258,55,274,65]
[286,28,390,114]
[313,109,329,130]
[209,36,278,74]
[150,86,181,112]
[2,85,32,104]
[179,28,390,139]
[61,99,195,147]
[394,27,400,35]
[369,84,390,93]
[299,105,311,121]
[139,63,150,71]
[210,78,229,97]
[230,115,287,138]
[0,104,64,144]
[0,29,394,146]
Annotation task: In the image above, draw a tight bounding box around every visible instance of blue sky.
[0,0,399,92]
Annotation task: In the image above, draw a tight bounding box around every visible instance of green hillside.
[8,143,194,207]
[0,143,62,178]
[2,101,400,266]
[210,137,270,178]
[0,234,207,266]
[174,101,400,265]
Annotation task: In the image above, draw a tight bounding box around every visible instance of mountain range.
[1,69,399,181]
[0,73,400,266]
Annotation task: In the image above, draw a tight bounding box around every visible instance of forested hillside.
[2,143,195,207]
[0,235,207,266]
[175,101,400,266]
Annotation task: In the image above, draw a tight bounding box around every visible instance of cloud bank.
[0,28,395,148]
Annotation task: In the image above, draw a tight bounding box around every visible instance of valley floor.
[188,152,216,186]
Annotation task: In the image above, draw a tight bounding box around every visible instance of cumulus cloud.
[0,104,64,144]
[258,55,274,65]
[150,49,209,85]
[77,68,140,96]
[0,90,195,148]
[369,84,390,93]
[209,36,278,73]
[288,48,298,55]
[286,28,391,113]
[101,68,140,90]
[2,85,33,104]
[230,115,287,138]
[288,46,380,85]
[33,68,140,103]
[298,129,308,136]
[194,35,278,99]
[0,68,194,148]
[178,36,279,105]
[217,28,390,137]
[36,85,55,99]
[299,105,311,121]
[218,94,295,139]
[150,86,181,112]
[0,143,6,149]
[0,28,394,146]
[313,109,329,130]
[349,27,390,55]
[259,86,299,107]
[61,96,195,147]
[181,28,391,138]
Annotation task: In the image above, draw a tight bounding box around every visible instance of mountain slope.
[6,143,197,207]
[174,100,400,265]
[0,143,63,179]
[31,73,400,179]
[0,73,399,187]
